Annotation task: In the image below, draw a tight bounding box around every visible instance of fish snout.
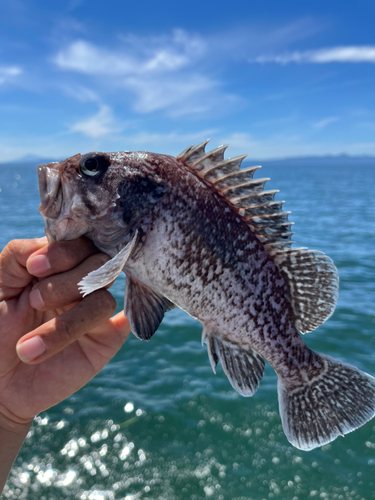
[37,162,90,243]
[37,163,63,219]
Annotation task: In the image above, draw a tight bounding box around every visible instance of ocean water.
[1,162,375,500]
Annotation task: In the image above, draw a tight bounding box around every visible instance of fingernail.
[29,288,45,309]
[17,336,46,363]
[37,236,48,243]
[27,255,51,275]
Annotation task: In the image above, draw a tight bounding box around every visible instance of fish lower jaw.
[45,216,90,242]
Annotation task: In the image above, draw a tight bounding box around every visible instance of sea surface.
[1,162,375,500]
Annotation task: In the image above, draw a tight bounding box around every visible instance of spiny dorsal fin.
[176,144,195,160]
[247,212,292,227]
[232,190,280,208]
[222,178,270,199]
[204,155,248,181]
[177,141,293,249]
[177,141,339,333]
[212,166,261,190]
[242,200,285,216]
[191,145,229,172]
[179,140,210,165]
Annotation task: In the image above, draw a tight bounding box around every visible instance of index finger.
[26,237,99,278]
[16,289,117,365]
[0,238,48,300]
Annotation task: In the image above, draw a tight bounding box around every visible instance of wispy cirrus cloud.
[60,85,100,103]
[124,75,217,115]
[252,45,375,65]
[0,65,22,84]
[54,29,206,75]
[313,116,339,129]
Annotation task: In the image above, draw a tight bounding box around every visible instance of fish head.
[37,151,169,244]
[37,152,117,242]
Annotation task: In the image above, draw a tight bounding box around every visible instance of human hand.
[0,237,130,432]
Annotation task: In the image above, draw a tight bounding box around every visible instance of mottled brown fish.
[37,141,375,451]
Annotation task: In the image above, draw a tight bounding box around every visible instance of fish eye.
[80,154,107,177]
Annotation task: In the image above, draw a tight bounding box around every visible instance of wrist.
[0,405,34,435]
[0,411,33,494]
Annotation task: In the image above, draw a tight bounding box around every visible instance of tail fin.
[278,353,375,451]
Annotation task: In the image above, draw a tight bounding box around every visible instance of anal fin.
[125,276,174,341]
[203,330,265,397]
[202,328,219,374]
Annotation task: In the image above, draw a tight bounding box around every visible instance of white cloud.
[252,45,375,65]
[123,75,216,114]
[313,116,339,129]
[51,22,326,117]
[55,40,145,74]
[70,105,121,138]
[53,30,218,116]
[54,29,205,76]
[0,65,22,84]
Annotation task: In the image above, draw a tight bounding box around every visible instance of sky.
[1,0,375,162]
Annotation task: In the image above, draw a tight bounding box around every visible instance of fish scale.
[37,141,375,451]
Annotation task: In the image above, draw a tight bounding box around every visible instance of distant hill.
[245,155,375,168]
[0,156,58,167]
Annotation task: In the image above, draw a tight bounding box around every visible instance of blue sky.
[1,0,375,161]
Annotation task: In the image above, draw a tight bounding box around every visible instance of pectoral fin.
[78,231,138,297]
[125,276,174,341]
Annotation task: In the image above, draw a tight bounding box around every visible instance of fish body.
[37,142,375,451]
[118,154,305,375]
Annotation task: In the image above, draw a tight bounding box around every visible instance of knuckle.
[57,317,77,343]
[6,239,20,254]
[37,281,55,307]
[94,289,117,314]
[49,239,96,269]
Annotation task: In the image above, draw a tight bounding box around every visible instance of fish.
[37,140,375,451]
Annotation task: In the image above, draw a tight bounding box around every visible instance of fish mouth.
[37,163,63,219]
[37,161,90,243]
[44,216,78,243]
